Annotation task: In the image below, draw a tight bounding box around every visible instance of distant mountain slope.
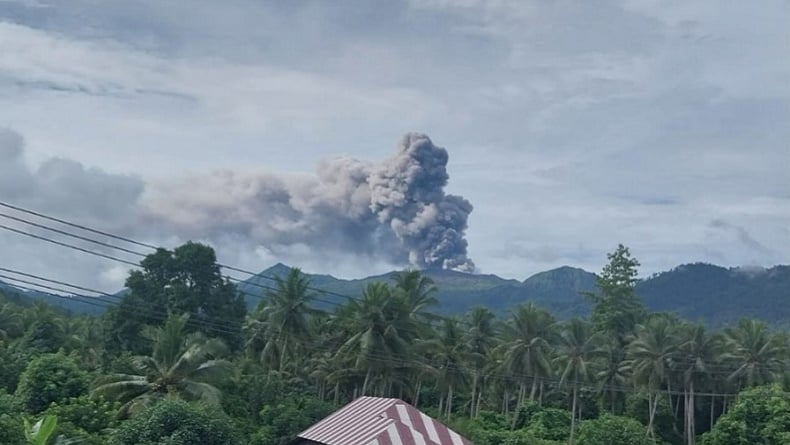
[9,261,790,327]
[0,280,109,314]
[241,262,790,327]
[238,263,596,317]
[635,263,790,328]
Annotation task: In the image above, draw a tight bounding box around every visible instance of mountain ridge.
[3,262,789,327]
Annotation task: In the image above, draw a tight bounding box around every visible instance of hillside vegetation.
[6,261,790,328]
[1,243,789,444]
[239,261,790,327]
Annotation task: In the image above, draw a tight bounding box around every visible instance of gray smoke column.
[369,133,475,272]
[142,133,475,272]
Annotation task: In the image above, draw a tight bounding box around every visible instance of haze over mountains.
[3,262,789,328]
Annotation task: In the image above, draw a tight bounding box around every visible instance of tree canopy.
[2,242,790,444]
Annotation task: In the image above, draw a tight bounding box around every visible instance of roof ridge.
[298,396,470,445]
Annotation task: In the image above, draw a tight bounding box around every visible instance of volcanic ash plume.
[369,133,475,272]
[142,133,475,272]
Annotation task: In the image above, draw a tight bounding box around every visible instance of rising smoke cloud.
[142,133,475,271]
[0,129,474,272]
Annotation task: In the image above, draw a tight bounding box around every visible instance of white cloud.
[0,0,787,287]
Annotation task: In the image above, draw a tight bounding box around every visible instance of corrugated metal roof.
[298,397,472,445]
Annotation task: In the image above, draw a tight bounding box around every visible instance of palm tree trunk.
[610,386,616,413]
[334,382,340,406]
[511,382,526,429]
[647,392,657,439]
[675,389,682,419]
[470,374,478,418]
[476,381,484,417]
[530,378,538,401]
[569,384,578,445]
[684,388,690,445]
[279,340,287,372]
[709,395,715,431]
[688,381,696,445]
[362,368,372,396]
[414,380,422,408]
[446,384,454,419]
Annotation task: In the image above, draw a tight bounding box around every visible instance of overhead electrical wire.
[0,217,435,339]
[2,263,788,390]
[5,276,777,399]
[0,212,345,308]
[0,201,356,302]
[0,201,449,340]
[2,201,789,394]
[5,263,790,402]
[0,270,242,336]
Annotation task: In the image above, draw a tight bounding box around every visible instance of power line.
[0,266,781,382]
[3,202,790,394]
[0,274,241,337]
[4,266,789,399]
[0,220,339,307]
[0,267,123,301]
[0,203,452,337]
[0,200,364,302]
[0,223,140,267]
[0,201,158,250]
[0,216,441,341]
[0,211,149,258]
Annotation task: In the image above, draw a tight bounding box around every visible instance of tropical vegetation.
[0,242,789,444]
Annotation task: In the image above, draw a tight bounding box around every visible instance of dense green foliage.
[2,243,790,445]
[103,242,246,354]
[15,352,89,413]
[8,261,790,328]
[575,414,655,445]
[700,385,790,445]
[109,399,242,445]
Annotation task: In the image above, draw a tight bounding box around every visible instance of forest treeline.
[1,243,789,445]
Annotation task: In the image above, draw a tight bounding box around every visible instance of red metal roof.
[298,397,472,445]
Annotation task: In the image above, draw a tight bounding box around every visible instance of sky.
[0,0,788,293]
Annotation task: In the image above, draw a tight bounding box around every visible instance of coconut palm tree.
[498,303,556,417]
[92,314,230,417]
[555,318,602,445]
[336,283,412,396]
[62,316,104,370]
[432,317,468,419]
[392,270,439,326]
[260,267,320,372]
[721,318,785,388]
[464,306,498,417]
[628,316,681,440]
[596,338,631,414]
[677,322,717,445]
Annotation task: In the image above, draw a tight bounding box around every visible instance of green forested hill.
[239,262,790,327]
[636,263,790,328]
[236,263,595,317]
[0,282,109,314]
[3,244,790,445]
[5,262,789,326]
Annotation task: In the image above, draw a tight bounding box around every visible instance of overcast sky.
[0,0,788,292]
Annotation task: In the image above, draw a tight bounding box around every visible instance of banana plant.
[24,415,57,445]
[23,415,80,445]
